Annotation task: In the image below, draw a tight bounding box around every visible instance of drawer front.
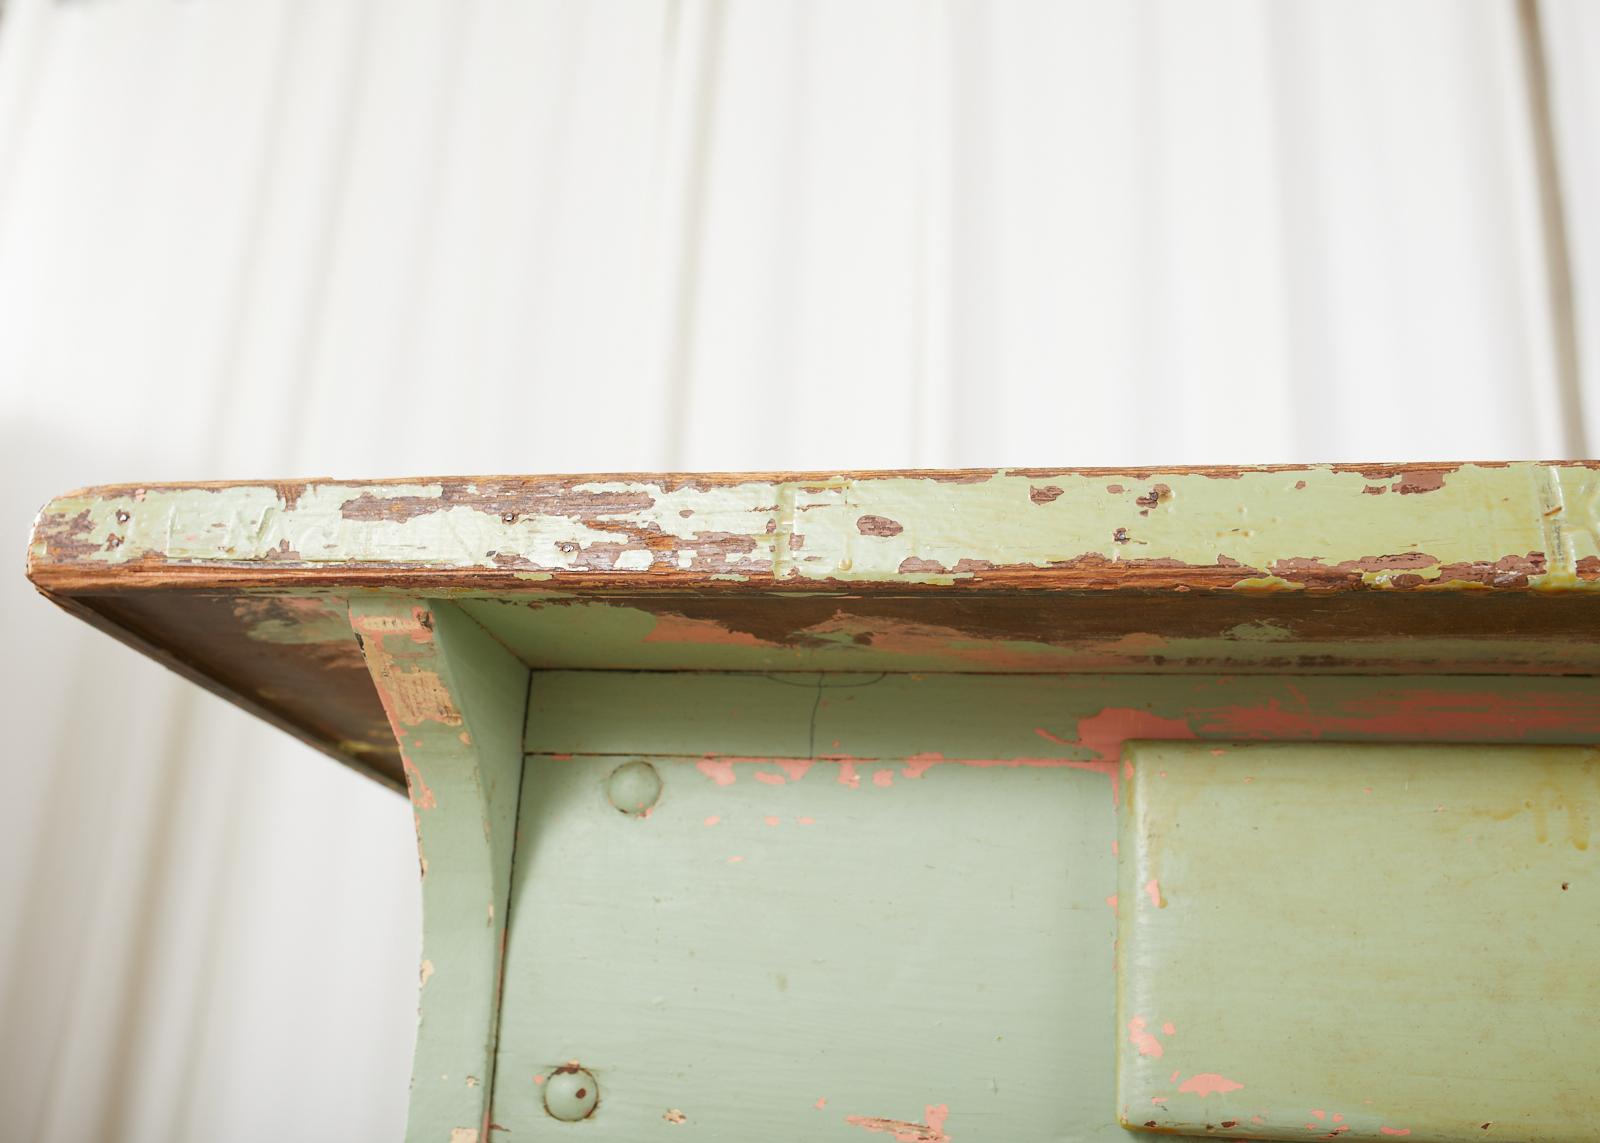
[1119,741,1600,1142]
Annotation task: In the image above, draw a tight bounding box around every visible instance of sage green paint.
[494,671,1599,1138]
[350,598,530,1143]
[519,670,1600,762]
[1118,741,1600,1142]
[494,752,1118,1140]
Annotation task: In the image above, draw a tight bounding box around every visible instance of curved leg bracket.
[351,598,528,1143]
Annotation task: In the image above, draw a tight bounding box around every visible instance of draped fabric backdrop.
[0,2,1596,1140]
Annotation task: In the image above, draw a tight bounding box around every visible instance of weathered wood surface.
[1120,741,1600,1142]
[25,463,1600,790]
[351,598,529,1143]
[26,464,1600,592]
[29,468,1600,1140]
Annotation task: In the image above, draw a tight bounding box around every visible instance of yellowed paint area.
[30,465,1600,590]
[1119,741,1600,1141]
[817,465,1599,584]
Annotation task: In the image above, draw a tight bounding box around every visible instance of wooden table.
[26,464,1600,1143]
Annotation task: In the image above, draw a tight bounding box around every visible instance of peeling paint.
[31,465,1600,592]
[1177,1074,1245,1098]
[1128,1016,1165,1058]
[845,1104,950,1143]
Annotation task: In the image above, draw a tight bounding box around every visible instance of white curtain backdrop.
[0,2,1595,1140]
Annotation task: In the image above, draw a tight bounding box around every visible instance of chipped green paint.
[351,598,529,1143]
[28,464,1600,590]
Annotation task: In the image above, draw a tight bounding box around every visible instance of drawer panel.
[1118,741,1600,1142]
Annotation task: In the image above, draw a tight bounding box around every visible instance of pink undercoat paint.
[1143,879,1162,907]
[815,1097,827,1110]
[776,758,814,782]
[533,1074,544,1085]
[1379,1130,1410,1137]
[839,761,861,789]
[696,758,737,786]
[764,816,781,827]
[401,756,438,811]
[754,771,787,786]
[902,752,945,779]
[1312,1111,1326,1120]
[1105,894,1118,912]
[727,855,745,864]
[873,770,894,788]
[1111,839,1119,857]
[703,816,720,827]
[642,614,774,647]
[798,816,816,825]
[827,613,1090,671]
[1177,1074,1244,1098]
[1194,688,1600,741]
[1169,1070,1181,1084]
[843,1104,950,1143]
[1127,1016,1164,1059]
[1161,1022,1176,1036]
[1036,709,1198,805]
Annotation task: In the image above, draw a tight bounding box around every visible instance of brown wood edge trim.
[26,560,1600,597]
[31,583,405,795]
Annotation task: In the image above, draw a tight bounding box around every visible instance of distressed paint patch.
[1128,1016,1164,1059]
[643,614,775,648]
[845,1104,950,1143]
[31,465,1600,592]
[1176,1074,1244,1098]
[375,667,462,730]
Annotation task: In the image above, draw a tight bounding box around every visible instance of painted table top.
[26,462,1600,791]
